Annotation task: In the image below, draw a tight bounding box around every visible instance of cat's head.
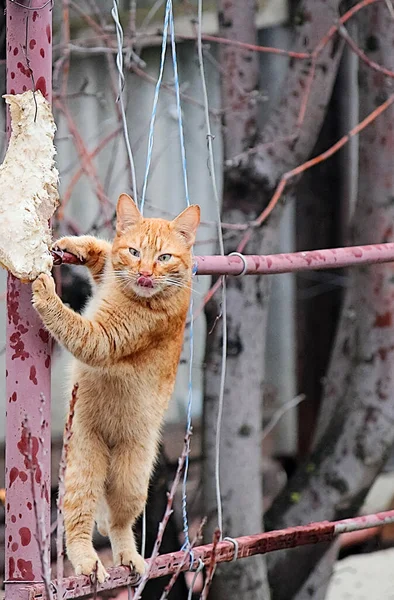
[111,193,200,299]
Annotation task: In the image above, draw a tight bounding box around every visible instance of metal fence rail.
[28,509,394,599]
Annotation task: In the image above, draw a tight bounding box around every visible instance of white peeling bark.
[0,90,59,281]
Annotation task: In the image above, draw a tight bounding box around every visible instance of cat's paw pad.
[32,273,56,300]
[75,557,109,584]
[116,550,146,576]
[52,237,87,263]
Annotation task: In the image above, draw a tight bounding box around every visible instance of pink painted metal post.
[5,4,52,599]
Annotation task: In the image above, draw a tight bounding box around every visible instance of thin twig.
[159,518,207,600]
[262,394,306,440]
[133,429,193,600]
[56,384,78,600]
[22,403,53,600]
[199,528,221,600]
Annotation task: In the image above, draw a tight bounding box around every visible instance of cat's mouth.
[137,275,154,289]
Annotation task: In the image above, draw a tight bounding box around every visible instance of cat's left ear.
[116,193,142,234]
[171,205,200,247]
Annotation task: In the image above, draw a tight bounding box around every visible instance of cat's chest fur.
[69,293,186,447]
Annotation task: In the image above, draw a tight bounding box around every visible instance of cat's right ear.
[116,193,142,234]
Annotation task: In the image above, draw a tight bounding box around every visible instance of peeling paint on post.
[5,3,52,599]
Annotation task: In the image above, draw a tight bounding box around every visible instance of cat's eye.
[129,248,140,257]
[158,253,172,262]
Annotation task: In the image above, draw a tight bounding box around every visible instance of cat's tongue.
[137,276,154,288]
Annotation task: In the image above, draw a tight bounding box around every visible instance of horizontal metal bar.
[52,243,394,276]
[30,509,394,599]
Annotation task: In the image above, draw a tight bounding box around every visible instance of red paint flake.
[46,24,51,43]
[11,72,15,80]
[17,324,28,334]
[6,370,8,377]
[22,85,27,92]
[36,76,47,98]
[29,365,38,385]
[39,328,49,343]
[8,280,21,325]
[11,542,19,552]
[13,47,18,56]
[32,10,38,21]
[17,559,34,580]
[45,355,51,369]
[40,48,45,58]
[10,331,30,361]
[29,39,37,50]
[9,535,12,542]
[19,471,28,482]
[16,61,30,77]
[10,89,15,95]
[11,515,16,524]
[9,392,17,403]
[9,467,19,487]
[7,503,10,511]
[9,557,15,579]
[27,502,32,510]
[379,348,387,361]
[42,480,50,503]
[18,425,40,484]
[374,312,392,327]
[19,527,31,547]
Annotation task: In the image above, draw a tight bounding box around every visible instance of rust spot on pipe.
[39,328,49,343]
[19,527,31,546]
[9,557,15,579]
[374,312,392,327]
[17,558,34,580]
[9,467,19,487]
[29,365,38,385]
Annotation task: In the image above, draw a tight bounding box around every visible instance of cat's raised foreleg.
[32,273,114,366]
[64,432,110,583]
[53,235,111,284]
[105,444,153,576]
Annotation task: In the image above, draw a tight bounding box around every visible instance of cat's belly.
[69,361,173,447]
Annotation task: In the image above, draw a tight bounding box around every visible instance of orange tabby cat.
[32,194,200,582]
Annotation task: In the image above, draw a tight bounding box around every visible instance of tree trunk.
[203,1,343,598]
[266,5,394,598]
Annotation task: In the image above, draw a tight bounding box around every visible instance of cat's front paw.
[75,555,109,584]
[52,237,88,264]
[32,273,56,305]
[115,549,146,576]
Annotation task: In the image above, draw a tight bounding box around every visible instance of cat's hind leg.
[95,496,110,537]
[106,445,152,576]
[64,433,110,583]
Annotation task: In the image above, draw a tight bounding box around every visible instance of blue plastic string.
[133,0,195,562]
[168,5,195,558]
[169,6,190,207]
[140,0,172,214]
[181,263,197,559]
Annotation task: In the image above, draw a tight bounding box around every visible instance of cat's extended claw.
[52,237,87,264]
[75,556,109,584]
[115,550,146,576]
[32,272,56,300]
